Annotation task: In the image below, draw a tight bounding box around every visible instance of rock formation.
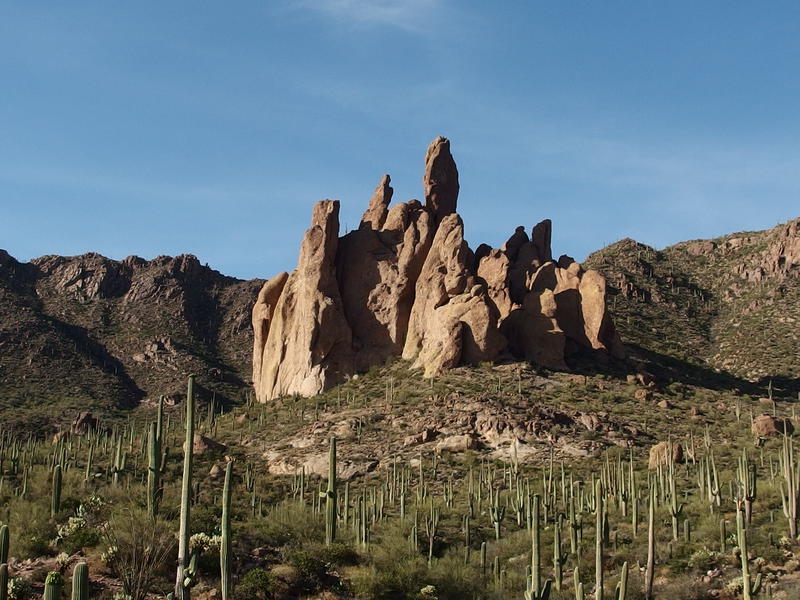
[252,137,624,401]
[253,201,353,401]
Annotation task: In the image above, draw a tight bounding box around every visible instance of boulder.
[752,414,794,438]
[648,441,684,469]
[403,429,438,447]
[193,435,227,455]
[501,289,566,370]
[502,226,529,262]
[251,272,289,385]
[71,411,97,434]
[435,434,477,453]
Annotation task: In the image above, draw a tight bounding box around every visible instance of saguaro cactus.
[553,516,569,591]
[779,434,799,539]
[0,524,8,564]
[595,480,604,600]
[573,567,584,600]
[0,562,8,600]
[147,421,163,518]
[51,464,62,519]
[220,461,233,600]
[174,375,196,600]
[737,448,757,525]
[489,487,505,540]
[322,437,337,545]
[526,493,552,599]
[737,503,762,600]
[644,484,656,600]
[614,562,628,600]
[71,562,89,600]
[44,571,62,600]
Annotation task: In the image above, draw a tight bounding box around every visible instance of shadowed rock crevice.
[252,137,623,401]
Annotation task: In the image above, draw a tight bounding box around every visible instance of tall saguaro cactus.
[644,484,656,600]
[737,503,762,600]
[595,480,604,600]
[220,461,233,600]
[44,571,62,600]
[525,494,552,599]
[174,375,196,600]
[0,524,8,564]
[322,437,337,545]
[779,434,799,539]
[0,562,8,600]
[147,421,162,519]
[51,464,63,519]
[71,562,89,600]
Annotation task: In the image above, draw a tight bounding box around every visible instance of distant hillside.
[585,217,800,384]
[0,249,261,429]
[1,217,797,432]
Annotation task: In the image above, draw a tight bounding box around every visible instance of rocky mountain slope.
[585,217,800,386]
[1,188,797,430]
[0,249,261,429]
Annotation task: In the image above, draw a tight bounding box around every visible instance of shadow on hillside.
[47,317,145,408]
[625,344,765,396]
[756,375,800,401]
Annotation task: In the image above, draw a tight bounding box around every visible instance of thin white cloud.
[291,0,445,34]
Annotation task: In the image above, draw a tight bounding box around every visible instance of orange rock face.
[252,138,624,401]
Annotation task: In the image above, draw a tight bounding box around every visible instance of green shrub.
[314,542,359,567]
[285,550,327,593]
[687,547,722,571]
[233,568,273,600]
[60,525,101,555]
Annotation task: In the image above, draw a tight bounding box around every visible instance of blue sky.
[2,2,799,280]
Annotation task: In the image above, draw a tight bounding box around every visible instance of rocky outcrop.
[648,441,684,469]
[254,201,353,400]
[423,136,459,224]
[402,214,507,376]
[337,198,435,372]
[252,272,289,385]
[359,175,393,230]
[252,138,623,401]
[752,414,794,438]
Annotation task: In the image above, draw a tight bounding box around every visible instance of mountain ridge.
[1,215,797,431]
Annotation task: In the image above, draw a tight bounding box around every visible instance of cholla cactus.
[8,576,32,600]
[189,533,221,553]
[418,585,438,599]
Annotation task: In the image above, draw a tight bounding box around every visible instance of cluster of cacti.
[2,369,799,600]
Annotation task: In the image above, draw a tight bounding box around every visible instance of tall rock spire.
[423,136,459,224]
